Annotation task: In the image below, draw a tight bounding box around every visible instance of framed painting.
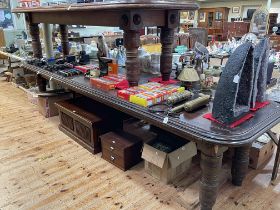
[199,12,206,22]
[232,6,240,14]
[188,11,195,20]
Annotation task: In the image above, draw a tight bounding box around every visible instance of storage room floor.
[0,78,280,210]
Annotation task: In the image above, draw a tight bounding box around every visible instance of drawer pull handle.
[110,146,114,151]
[112,140,116,144]
[111,156,115,161]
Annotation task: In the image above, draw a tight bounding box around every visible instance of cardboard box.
[249,134,275,169]
[38,93,73,118]
[142,138,197,184]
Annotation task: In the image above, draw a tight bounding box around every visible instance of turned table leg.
[123,30,140,87]
[272,137,280,181]
[59,25,69,57]
[160,27,175,81]
[27,17,46,92]
[29,23,43,59]
[198,143,228,210]
[231,145,251,186]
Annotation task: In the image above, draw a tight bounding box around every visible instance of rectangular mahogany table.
[12,2,280,209]
[22,62,280,210]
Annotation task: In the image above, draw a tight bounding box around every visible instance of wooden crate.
[249,137,275,169]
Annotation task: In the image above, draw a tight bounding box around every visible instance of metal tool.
[167,90,192,105]
[171,94,211,113]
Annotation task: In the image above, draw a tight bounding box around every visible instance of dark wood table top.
[13,1,199,13]
[22,63,280,147]
[13,1,199,27]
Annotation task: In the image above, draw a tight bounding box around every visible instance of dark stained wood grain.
[22,63,280,147]
[124,30,141,86]
[29,23,42,58]
[198,143,228,210]
[231,145,251,186]
[160,27,175,81]
[13,1,199,13]
[59,25,70,57]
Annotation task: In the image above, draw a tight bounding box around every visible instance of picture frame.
[232,6,240,14]
[188,11,195,20]
[199,12,206,22]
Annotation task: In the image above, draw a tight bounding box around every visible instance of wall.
[199,0,280,22]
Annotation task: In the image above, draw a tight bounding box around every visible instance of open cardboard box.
[142,137,197,184]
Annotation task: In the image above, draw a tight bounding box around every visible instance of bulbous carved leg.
[123,30,140,87]
[200,152,223,210]
[59,25,69,57]
[198,143,227,210]
[29,23,42,59]
[231,145,251,186]
[160,27,175,81]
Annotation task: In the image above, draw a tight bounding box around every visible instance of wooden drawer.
[101,139,125,157]
[100,131,143,171]
[102,148,126,170]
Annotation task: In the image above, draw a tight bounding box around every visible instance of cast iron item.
[212,42,254,124]
[251,38,270,108]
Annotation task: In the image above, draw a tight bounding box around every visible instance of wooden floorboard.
[0,78,279,210]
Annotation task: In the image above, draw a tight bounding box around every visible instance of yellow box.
[130,93,155,107]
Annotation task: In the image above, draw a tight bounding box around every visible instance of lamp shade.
[178,66,200,82]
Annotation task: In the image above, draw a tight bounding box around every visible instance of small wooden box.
[100,131,143,171]
[249,138,275,169]
[55,97,124,154]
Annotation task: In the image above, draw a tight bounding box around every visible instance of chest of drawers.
[100,131,143,171]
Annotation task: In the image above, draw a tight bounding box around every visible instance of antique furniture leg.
[231,145,251,186]
[29,23,43,59]
[28,18,46,92]
[160,27,175,81]
[268,130,280,182]
[59,24,69,57]
[120,11,142,87]
[198,143,228,210]
[272,142,280,181]
[123,29,140,86]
